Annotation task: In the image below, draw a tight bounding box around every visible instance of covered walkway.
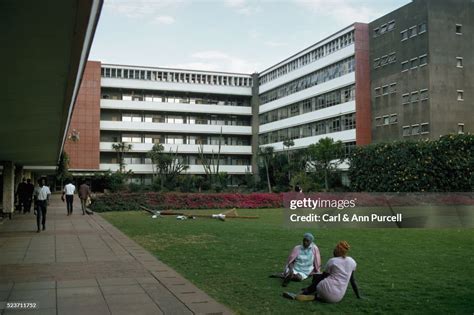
[0,195,232,315]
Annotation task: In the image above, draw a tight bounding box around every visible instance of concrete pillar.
[2,161,14,219]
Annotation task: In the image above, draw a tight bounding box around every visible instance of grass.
[101,209,474,314]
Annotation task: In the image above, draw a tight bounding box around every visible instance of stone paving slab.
[0,195,233,315]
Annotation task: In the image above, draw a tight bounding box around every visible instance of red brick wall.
[354,23,372,146]
[64,61,101,170]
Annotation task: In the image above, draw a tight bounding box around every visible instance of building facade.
[370,0,474,142]
[64,0,472,184]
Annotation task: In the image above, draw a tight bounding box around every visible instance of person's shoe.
[36,229,40,233]
[296,294,316,302]
[42,226,45,231]
[282,292,296,300]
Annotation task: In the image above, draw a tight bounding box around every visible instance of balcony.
[100,121,252,135]
[100,142,252,155]
[99,163,252,174]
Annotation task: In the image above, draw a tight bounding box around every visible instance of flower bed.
[91,192,283,212]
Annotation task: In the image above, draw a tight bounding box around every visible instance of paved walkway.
[0,194,232,315]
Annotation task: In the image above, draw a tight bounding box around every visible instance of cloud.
[224,0,261,16]
[294,0,381,23]
[105,0,183,18]
[167,50,261,73]
[152,16,175,25]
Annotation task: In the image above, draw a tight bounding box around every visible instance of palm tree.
[258,146,275,193]
[112,142,133,173]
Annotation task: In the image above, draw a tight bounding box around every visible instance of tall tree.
[258,146,275,193]
[147,143,188,190]
[307,137,344,191]
[112,142,133,173]
[283,138,295,182]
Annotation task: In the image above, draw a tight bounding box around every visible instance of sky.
[89,0,411,74]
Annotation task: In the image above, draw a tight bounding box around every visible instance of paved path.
[0,194,232,315]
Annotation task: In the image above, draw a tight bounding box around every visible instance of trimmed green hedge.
[348,134,474,192]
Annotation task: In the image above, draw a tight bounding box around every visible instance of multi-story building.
[257,23,371,161]
[370,0,474,142]
[65,62,254,185]
[64,0,473,184]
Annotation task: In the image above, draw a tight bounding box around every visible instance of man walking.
[24,179,35,214]
[62,180,76,216]
[16,178,27,213]
[34,178,51,232]
[79,181,91,215]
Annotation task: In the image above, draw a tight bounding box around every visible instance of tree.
[283,138,295,182]
[56,151,71,186]
[112,142,132,172]
[258,146,275,193]
[197,127,224,188]
[147,143,188,190]
[307,137,344,191]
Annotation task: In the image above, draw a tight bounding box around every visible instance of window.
[419,23,427,34]
[421,123,429,134]
[374,58,381,68]
[420,89,429,100]
[387,20,395,31]
[401,61,409,72]
[380,24,388,34]
[456,24,462,35]
[419,54,428,66]
[383,115,390,125]
[456,57,463,68]
[389,83,397,94]
[375,87,381,97]
[388,53,396,63]
[402,93,410,104]
[411,91,419,102]
[457,90,464,101]
[410,58,418,69]
[375,117,382,126]
[403,126,410,136]
[382,85,389,95]
[458,123,464,134]
[409,26,417,37]
[411,125,420,135]
[380,55,389,66]
[302,99,312,113]
[373,28,380,37]
[401,30,408,41]
[390,114,398,124]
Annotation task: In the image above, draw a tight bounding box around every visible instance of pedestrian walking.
[24,178,35,214]
[34,178,51,232]
[78,181,91,215]
[62,180,76,216]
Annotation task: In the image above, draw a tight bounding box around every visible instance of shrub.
[90,192,283,212]
[349,134,474,192]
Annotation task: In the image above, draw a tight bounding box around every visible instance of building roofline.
[258,23,358,76]
[101,63,254,77]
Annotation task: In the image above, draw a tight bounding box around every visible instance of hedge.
[348,134,474,192]
[90,192,283,212]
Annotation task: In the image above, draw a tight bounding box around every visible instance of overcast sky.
[89,0,411,73]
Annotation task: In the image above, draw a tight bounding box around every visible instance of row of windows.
[373,52,396,69]
[101,133,250,146]
[101,89,250,107]
[259,31,354,86]
[101,67,253,87]
[401,54,428,71]
[375,114,398,126]
[374,83,397,97]
[259,113,355,145]
[373,20,396,38]
[259,85,355,125]
[402,123,429,136]
[102,112,251,126]
[400,23,427,41]
[259,57,355,105]
[101,153,251,166]
[402,89,429,104]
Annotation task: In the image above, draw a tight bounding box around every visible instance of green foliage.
[56,151,71,184]
[98,170,133,192]
[307,137,345,191]
[349,134,474,192]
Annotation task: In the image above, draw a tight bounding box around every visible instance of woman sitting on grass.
[271,233,321,287]
[283,240,361,302]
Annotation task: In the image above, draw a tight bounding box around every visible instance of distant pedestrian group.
[61,180,91,215]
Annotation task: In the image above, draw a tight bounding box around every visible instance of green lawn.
[101,209,474,314]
